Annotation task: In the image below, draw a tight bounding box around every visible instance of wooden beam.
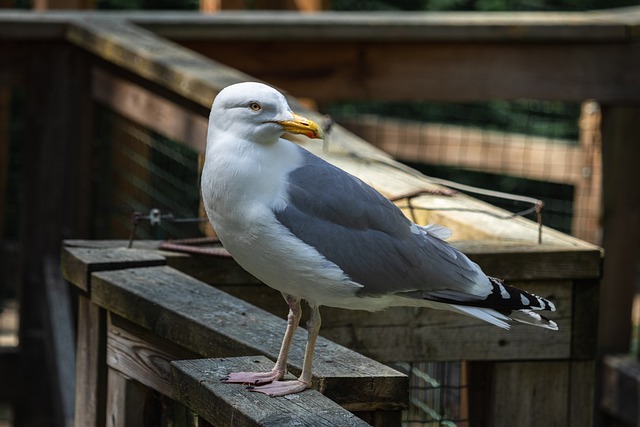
[0,347,19,401]
[598,105,640,355]
[91,68,208,153]
[105,368,150,427]
[62,244,166,293]
[171,357,374,427]
[339,115,583,185]
[43,256,76,427]
[89,264,408,411]
[180,39,640,103]
[601,355,640,426]
[74,296,107,427]
[572,101,602,244]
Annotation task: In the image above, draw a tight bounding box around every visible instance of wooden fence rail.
[62,240,407,426]
[337,101,602,244]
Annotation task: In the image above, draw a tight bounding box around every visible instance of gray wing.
[274,147,491,300]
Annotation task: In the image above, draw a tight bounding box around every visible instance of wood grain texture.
[74,296,107,427]
[91,265,408,410]
[107,314,199,397]
[171,357,373,427]
[62,243,166,292]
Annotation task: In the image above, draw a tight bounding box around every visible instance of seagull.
[201,82,557,397]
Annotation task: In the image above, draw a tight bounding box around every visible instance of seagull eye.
[249,102,262,111]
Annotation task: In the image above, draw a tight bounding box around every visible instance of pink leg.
[224,294,301,386]
[248,303,322,397]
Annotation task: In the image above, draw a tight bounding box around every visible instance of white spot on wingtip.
[520,294,530,306]
[498,283,510,299]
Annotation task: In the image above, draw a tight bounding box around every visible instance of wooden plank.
[598,105,640,355]
[0,88,9,239]
[338,115,584,185]
[0,347,19,401]
[91,67,208,154]
[90,265,408,411]
[489,361,570,427]
[62,243,166,292]
[572,101,602,244]
[106,314,198,397]
[171,356,373,427]
[74,296,107,427]
[181,39,640,102]
[601,355,640,426]
[43,256,76,427]
[569,360,595,427]
[570,279,599,360]
[105,367,150,427]
[66,17,254,110]
[131,10,639,42]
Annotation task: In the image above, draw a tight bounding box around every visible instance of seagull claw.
[223,370,284,386]
[247,380,310,397]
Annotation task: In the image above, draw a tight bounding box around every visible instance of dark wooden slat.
[90,265,408,411]
[43,256,76,427]
[601,355,640,426]
[171,357,372,427]
[0,347,19,401]
[598,105,640,355]
[74,296,107,427]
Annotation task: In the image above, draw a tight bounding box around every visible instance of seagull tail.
[449,305,558,330]
[449,305,512,330]
[506,309,559,330]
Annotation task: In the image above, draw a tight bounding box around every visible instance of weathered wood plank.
[598,105,640,355]
[66,17,252,110]
[43,256,76,427]
[3,9,640,42]
[91,67,208,154]
[0,347,19,401]
[182,39,640,102]
[569,360,595,427]
[74,296,107,427]
[90,265,408,411]
[601,354,640,426]
[489,361,569,427]
[105,367,150,427]
[107,314,199,397]
[171,356,372,427]
[62,243,166,292]
[338,115,583,185]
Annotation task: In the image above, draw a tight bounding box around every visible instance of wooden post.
[598,105,640,355]
[75,296,107,427]
[17,42,94,427]
[572,101,603,244]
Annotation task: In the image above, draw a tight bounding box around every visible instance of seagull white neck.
[201,132,302,229]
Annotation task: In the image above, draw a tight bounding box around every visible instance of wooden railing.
[2,8,639,426]
[62,240,407,426]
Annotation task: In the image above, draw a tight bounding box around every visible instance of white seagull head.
[209,82,324,145]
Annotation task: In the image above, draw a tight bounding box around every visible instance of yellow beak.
[277,113,324,140]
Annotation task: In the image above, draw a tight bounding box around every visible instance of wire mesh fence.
[92,105,204,241]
